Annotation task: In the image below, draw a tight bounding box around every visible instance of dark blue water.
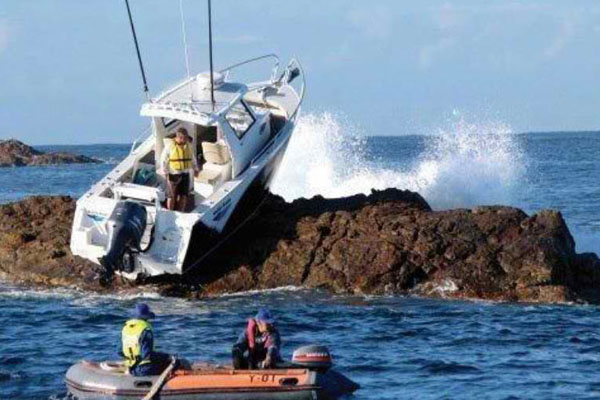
[1,125,599,399]
[0,144,129,204]
[2,287,600,399]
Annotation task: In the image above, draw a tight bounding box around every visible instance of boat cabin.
[115,71,285,210]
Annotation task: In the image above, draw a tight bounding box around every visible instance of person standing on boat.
[160,127,199,212]
[121,303,170,376]
[232,308,283,369]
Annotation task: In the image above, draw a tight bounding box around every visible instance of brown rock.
[1,188,599,304]
[0,139,100,167]
[0,196,101,290]
[193,189,599,303]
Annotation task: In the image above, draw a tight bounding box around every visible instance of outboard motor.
[292,345,333,371]
[99,201,147,281]
[293,345,360,397]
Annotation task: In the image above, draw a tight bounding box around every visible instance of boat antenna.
[207,0,216,111]
[179,0,191,81]
[124,0,150,100]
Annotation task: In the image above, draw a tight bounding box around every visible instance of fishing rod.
[207,0,215,110]
[179,0,191,81]
[124,0,150,100]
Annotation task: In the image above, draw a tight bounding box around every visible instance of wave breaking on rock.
[0,190,599,304]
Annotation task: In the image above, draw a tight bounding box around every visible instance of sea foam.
[271,112,526,210]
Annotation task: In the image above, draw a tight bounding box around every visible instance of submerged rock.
[0,139,100,167]
[1,190,599,304]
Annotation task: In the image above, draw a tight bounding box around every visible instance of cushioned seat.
[196,168,221,185]
[202,142,231,165]
[195,142,231,187]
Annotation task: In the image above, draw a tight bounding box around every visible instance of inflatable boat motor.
[292,345,333,371]
[99,201,147,278]
[292,345,360,397]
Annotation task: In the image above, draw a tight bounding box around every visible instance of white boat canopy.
[140,71,248,126]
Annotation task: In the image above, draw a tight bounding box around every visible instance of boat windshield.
[225,102,255,138]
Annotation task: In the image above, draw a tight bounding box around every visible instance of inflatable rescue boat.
[65,345,359,400]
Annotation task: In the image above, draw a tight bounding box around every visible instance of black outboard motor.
[99,201,147,281]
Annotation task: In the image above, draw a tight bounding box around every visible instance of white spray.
[271,112,526,210]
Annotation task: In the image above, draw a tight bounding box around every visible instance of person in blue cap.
[232,308,282,369]
[120,303,170,376]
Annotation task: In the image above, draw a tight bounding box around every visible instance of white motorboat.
[70,53,305,279]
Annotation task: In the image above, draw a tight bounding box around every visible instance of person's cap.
[132,303,156,320]
[255,308,275,324]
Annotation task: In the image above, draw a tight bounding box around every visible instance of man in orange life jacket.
[232,308,282,369]
[160,128,199,212]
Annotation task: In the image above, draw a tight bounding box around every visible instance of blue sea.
[1,113,599,399]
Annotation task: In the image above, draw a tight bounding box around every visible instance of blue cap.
[132,303,155,320]
[255,308,275,324]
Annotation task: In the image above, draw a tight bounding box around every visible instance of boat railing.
[244,57,305,120]
[286,58,306,121]
[249,58,305,167]
[219,54,281,83]
[150,55,278,106]
[130,125,153,155]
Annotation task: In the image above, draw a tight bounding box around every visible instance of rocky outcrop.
[1,190,599,304]
[0,196,102,289]
[188,190,600,303]
[0,139,100,167]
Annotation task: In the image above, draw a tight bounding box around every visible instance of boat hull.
[65,361,356,400]
[180,122,292,272]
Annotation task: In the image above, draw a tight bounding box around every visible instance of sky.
[1,0,600,144]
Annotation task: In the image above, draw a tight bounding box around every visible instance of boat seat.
[113,182,164,203]
[196,142,231,186]
[196,167,221,185]
[202,141,230,165]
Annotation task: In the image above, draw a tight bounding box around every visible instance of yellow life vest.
[168,143,193,172]
[122,319,154,367]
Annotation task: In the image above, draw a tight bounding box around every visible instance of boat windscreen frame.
[223,99,257,140]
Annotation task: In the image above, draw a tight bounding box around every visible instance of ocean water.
[1,113,599,399]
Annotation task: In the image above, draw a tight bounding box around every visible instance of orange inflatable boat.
[65,345,359,400]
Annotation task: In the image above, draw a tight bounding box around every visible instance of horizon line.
[3,129,600,147]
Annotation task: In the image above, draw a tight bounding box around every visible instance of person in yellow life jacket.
[160,127,199,212]
[121,303,171,376]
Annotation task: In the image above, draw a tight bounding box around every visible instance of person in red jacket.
[232,308,282,369]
